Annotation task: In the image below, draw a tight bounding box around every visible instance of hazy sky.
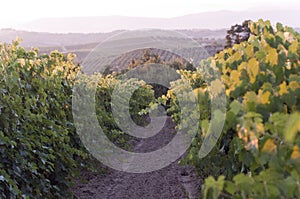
[1,0,299,28]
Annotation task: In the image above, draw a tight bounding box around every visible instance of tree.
[224,20,251,49]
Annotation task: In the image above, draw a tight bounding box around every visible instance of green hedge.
[0,41,156,198]
[201,20,300,199]
[156,20,300,198]
[0,41,86,198]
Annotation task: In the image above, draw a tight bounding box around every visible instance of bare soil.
[72,117,202,199]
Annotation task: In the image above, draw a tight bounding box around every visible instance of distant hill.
[82,46,223,74]
[0,28,226,48]
[0,29,123,47]
[0,28,225,69]
[2,9,299,74]
[10,9,300,33]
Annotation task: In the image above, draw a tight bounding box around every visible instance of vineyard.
[0,19,300,198]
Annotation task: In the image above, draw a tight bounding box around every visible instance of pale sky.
[1,0,299,28]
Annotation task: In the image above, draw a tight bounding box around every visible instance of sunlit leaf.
[279,81,288,96]
[258,90,271,104]
[288,81,300,91]
[230,70,242,86]
[245,45,254,58]
[266,48,278,66]
[291,145,300,162]
[288,40,298,54]
[262,139,277,154]
[247,58,259,83]
[285,112,300,143]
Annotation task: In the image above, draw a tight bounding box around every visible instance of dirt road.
[72,117,201,199]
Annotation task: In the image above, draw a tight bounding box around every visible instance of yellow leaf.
[258,90,271,104]
[230,70,242,86]
[161,95,168,100]
[192,73,198,79]
[284,32,295,43]
[279,81,288,95]
[227,48,233,55]
[291,145,300,161]
[193,87,206,96]
[226,89,231,97]
[247,58,259,84]
[166,90,174,98]
[17,58,26,66]
[247,131,258,150]
[245,45,254,58]
[289,81,300,91]
[289,40,299,54]
[238,62,247,71]
[193,88,200,96]
[286,61,292,70]
[222,65,231,75]
[262,139,277,154]
[232,51,242,61]
[266,48,278,66]
[256,123,265,135]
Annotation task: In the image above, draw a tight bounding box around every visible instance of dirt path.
[72,117,202,199]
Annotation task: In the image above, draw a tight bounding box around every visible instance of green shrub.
[94,74,155,147]
[0,41,86,198]
[159,20,300,198]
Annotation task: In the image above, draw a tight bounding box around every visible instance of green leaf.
[201,120,209,135]
[230,100,243,115]
[285,112,300,143]
[276,23,284,32]
[234,174,254,185]
[225,181,236,195]
[203,176,225,199]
